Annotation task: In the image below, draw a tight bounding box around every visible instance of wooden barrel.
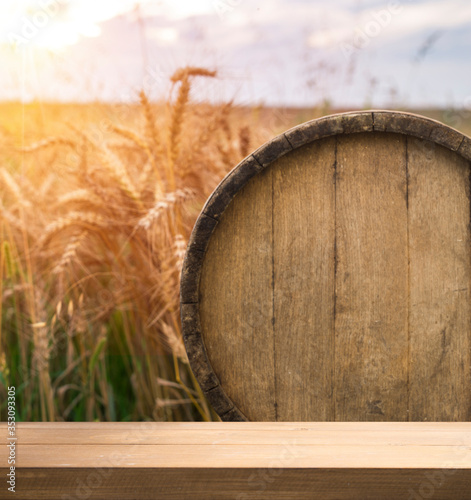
[180,111,471,422]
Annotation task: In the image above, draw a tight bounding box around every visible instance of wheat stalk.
[137,188,194,230]
[19,137,76,153]
[110,124,162,189]
[52,231,86,275]
[0,168,31,208]
[139,91,163,164]
[239,125,251,157]
[168,67,217,183]
[97,146,142,206]
[170,67,216,83]
[39,212,106,247]
[56,189,104,209]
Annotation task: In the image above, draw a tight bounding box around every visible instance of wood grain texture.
[3,422,471,446]
[1,423,471,499]
[199,166,276,421]
[1,423,470,467]
[372,111,434,140]
[335,133,409,420]
[458,136,471,161]
[181,111,471,422]
[4,468,471,500]
[4,443,470,468]
[272,138,336,421]
[285,111,373,149]
[407,137,471,421]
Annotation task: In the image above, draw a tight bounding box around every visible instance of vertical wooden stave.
[408,137,471,421]
[199,167,276,421]
[335,132,409,421]
[272,138,336,421]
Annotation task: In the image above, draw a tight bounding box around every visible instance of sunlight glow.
[141,0,214,20]
[0,0,138,52]
[0,1,217,52]
[145,27,179,45]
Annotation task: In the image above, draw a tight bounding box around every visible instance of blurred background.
[2,0,471,110]
[1,0,470,422]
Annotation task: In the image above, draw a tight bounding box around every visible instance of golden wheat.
[56,189,104,209]
[0,67,270,423]
[170,67,217,83]
[18,136,76,153]
[139,90,163,164]
[0,168,31,208]
[39,212,107,248]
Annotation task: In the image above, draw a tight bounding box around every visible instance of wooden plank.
[3,443,471,469]
[5,468,471,500]
[199,167,276,421]
[1,423,470,466]
[272,138,336,420]
[407,137,471,420]
[1,423,470,499]
[1,426,470,470]
[335,132,409,420]
[7,421,471,430]
[3,422,471,446]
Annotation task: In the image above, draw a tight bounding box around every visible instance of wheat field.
[0,68,277,422]
[1,67,470,422]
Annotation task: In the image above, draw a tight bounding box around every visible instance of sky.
[0,0,470,108]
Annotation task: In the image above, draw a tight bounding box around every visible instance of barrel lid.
[180,110,471,421]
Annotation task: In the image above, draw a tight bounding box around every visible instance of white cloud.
[307,0,471,49]
[139,0,214,20]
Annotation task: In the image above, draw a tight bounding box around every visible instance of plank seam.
[468,155,471,421]
[252,153,263,168]
[333,136,338,422]
[283,132,294,149]
[203,213,218,222]
[405,135,411,422]
[272,166,278,421]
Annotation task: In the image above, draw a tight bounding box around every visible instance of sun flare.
[1,0,216,53]
[0,0,140,52]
